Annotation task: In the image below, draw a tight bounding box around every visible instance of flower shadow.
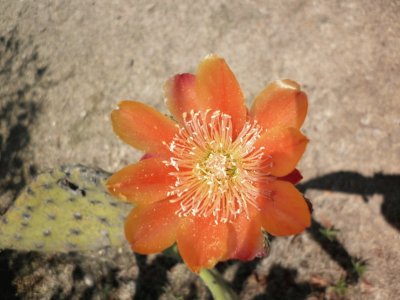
[253,264,325,300]
[298,171,400,232]
[229,171,397,298]
[133,253,177,300]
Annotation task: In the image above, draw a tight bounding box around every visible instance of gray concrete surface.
[1,0,399,299]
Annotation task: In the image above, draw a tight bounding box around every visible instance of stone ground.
[1,0,399,299]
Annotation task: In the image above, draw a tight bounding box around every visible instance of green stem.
[163,245,239,299]
[199,268,239,300]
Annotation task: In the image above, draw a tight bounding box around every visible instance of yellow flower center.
[164,110,269,224]
[200,152,235,180]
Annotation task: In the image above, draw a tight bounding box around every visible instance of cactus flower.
[107,55,311,272]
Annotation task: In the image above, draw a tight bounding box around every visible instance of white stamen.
[163,110,271,223]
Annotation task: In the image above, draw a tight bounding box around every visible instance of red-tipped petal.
[196,54,247,136]
[256,126,308,177]
[279,169,303,185]
[164,73,200,124]
[107,157,176,205]
[140,153,155,160]
[111,101,177,155]
[259,180,311,236]
[177,216,229,273]
[250,80,308,130]
[125,200,180,254]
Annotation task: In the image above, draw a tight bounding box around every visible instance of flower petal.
[259,180,311,236]
[279,169,303,185]
[107,157,175,205]
[256,126,308,177]
[125,200,180,254]
[177,216,229,272]
[250,80,308,130]
[196,54,247,136]
[140,153,155,160]
[111,101,177,155]
[226,209,265,261]
[164,73,199,124]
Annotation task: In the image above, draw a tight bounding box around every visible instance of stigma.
[163,110,269,224]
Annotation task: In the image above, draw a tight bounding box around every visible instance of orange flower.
[107,55,311,272]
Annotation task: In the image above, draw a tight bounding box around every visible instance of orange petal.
[250,80,308,130]
[107,157,175,205]
[111,101,177,155]
[125,200,180,254]
[226,209,265,261]
[256,126,308,177]
[259,180,311,236]
[196,54,247,136]
[164,73,199,124]
[177,216,229,272]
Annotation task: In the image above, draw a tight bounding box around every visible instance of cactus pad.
[0,165,132,252]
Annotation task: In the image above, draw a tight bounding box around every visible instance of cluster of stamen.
[163,110,270,223]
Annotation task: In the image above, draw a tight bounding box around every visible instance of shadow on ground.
[0,27,52,300]
[134,254,178,300]
[0,27,50,211]
[253,264,326,300]
[298,171,400,231]
[221,171,399,299]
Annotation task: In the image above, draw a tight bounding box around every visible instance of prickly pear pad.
[0,165,132,252]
